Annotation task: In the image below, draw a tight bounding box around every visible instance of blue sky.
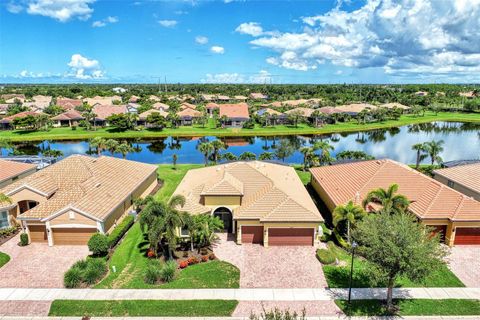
[1,0,479,84]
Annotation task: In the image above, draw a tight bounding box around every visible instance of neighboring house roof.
[442,160,480,168]
[249,93,268,100]
[139,109,168,120]
[85,96,122,106]
[180,102,197,110]
[0,159,36,186]
[218,103,250,120]
[206,102,219,110]
[0,104,9,115]
[149,95,161,102]
[234,95,247,100]
[0,155,157,221]
[217,95,230,101]
[177,107,202,118]
[201,94,215,101]
[56,98,82,109]
[0,111,43,124]
[129,95,140,103]
[173,161,322,222]
[336,103,378,114]
[309,159,480,222]
[152,102,170,111]
[1,94,26,101]
[459,91,477,98]
[380,102,410,109]
[317,107,343,114]
[285,107,315,117]
[51,110,85,121]
[256,108,284,117]
[433,163,480,195]
[92,105,127,120]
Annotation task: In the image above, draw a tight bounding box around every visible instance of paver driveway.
[446,245,480,287]
[214,233,328,288]
[0,234,89,288]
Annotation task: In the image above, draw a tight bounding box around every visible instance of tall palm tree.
[115,141,134,159]
[198,141,213,166]
[424,140,444,165]
[299,146,315,171]
[333,201,366,243]
[313,140,334,165]
[363,183,410,215]
[210,140,226,164]
[89,137,107,156]
[411,143,428,169]
[239,151,256,160]
[105,139,119,156]
[0,193,12,204]
[258,152,273,160]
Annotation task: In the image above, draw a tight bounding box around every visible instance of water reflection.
[2,121,479,165]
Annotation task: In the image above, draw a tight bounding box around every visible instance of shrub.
[187,257,199,265]
[0,226,17,237]
[88,233,109,256]
[147,249,156,258]
[19,233,29,246]
[179,260,188,269]
[316,248,336,265]
[209,253,216,260]
[72,259,89,270]
[64,267,82,288]
[201,255,208,262]
[160,261,177,283]
[83,259,107,285]
[182,251,189,258]
[107,215,134,247]
[144,261,161,284]
[200,248,208,255]
[71,125,77,131]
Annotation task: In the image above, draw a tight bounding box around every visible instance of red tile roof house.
[310,159,480,246]
[56,97,83,110]
[249,92,268,100]
[51,110,85,127]
[0,111,44,130]
[92,105,128,126]
[218,103,250,127]
[176,107,203,126]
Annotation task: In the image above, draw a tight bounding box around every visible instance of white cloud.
[235,22,263,37]
[246,0,480,78]
[19,70,44,78]
[158,20,177,28]
[195,36,208,45]
[25,0,95,22]
[210,46,225,54]
[67,54,105,79]
[201,70,272,84]
[6,2,23,13]
[92,16,118,27]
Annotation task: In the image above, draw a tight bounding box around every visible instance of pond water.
[2,122,479,165]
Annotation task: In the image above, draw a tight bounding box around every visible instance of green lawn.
[294,165,311,185]
[49,300,238,317]
[336,299,480,316]
[0,252,10,268]
[1,111,478,141]
[95,164,240,289]
[322,244,464,288]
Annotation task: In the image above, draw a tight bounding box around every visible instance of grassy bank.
[336,299,480,316]
[1,111,478,141]
[49,300,238,317]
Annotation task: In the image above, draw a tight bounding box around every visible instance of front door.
[213,207,233,233]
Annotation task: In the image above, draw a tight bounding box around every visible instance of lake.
[2,122,479,165]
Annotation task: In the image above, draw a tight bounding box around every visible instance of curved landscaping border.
[0,252,11,269]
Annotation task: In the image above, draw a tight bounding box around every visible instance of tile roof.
[180,102,197,110]
[218,103,250,119]
[433,163,480,195]
[1,155,157,221]
[310,159,480,222]
[152,102,170,111]
[0,111,44,124]
[285,107,315,117]
[380,102,410,109]
[177,107,202,118]
[51,110,84,121]
[92,105,128,120]
[336,103,378,113]
[85,96,122,106]
[256,108,284,116]
[317,107,343,114]
[249,93,268,99]
[0,160,36,185]
[173,161,322,222]
[139,109,168,120]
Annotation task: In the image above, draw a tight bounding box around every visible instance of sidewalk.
[1,287,479,301]
[2,316,480,320]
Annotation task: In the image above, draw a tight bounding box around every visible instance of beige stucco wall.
[433,175,480,201]
[204,195,241,207]
[50,209,98,227]
[9,188,47,208]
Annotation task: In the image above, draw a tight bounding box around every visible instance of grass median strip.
[335,299,480,316]
[49,299,238,317]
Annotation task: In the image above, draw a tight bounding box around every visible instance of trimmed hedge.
[64,258,107,288]
[107,215,134,248]
[316,248,336,265]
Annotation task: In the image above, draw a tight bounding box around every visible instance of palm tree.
[198,141,213,166]
[313,140,334,165]
[105,139,119,156]
[41,149,63,159]
[411,143,428,169]
[424,140,444,165]
[239,151,256,160]
[221,152,237,161]
[210,140,226,164]
[333,201,366,243]
[258,152,273,160]
[299,146,315,171]
[192,213,224,250]
[363,183,410,215]
[115,142,134,159]
[0,193,12,205]
[89,137,107,156]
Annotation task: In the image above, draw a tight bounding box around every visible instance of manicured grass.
[49,299,238,317]
[294,165,311,185]
[95,164,240,289]
[322,244,464,288]
[335,299,480,316]
[1,111,478,141]
[0,252,10,268]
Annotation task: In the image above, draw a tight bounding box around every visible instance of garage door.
[241,226,263,244]
[29,225,47,243]
[454,228,480,245]
[268,228,314,246]
[52,228,96,245]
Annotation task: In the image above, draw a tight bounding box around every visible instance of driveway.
[446,245,480,287]
[0,234,89,288]
[214,233,328,288]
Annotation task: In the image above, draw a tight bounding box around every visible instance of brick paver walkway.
[446,245,480,287]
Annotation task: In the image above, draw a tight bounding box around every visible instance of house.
[51,110,85,127]
[200,94,215,102]
[217,95,230,102]
[92,104,128,126]
[126,103,141,114]
[0,104,9,116]
[459,91,478,99]
[180,102,197,110]
[205,102,219,116]
[129,95,141,103]
[56,97,83,110]
[317,106,344,115]
[0,155,158,245]
[22,95,52,111]
[309,159,480,246]
[218,103,250,127]
[152,102,170,112]
[1,94,26,103]
[0,111,43,130]
[149,95,162,102]
[256,108,287,125]
[138,109,168,127]
[380,102,410,110]
[177,107,203,126]
[84,96,122,106]
[433,163,480,202]
[249,93,268,100]
[336,103,378,115]
[0,159,36,189]
[172,161,323,246]
[234,95,247,102]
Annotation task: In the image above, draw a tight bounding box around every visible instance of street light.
[348,241,358,307]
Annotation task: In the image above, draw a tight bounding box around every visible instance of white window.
[69,212,75,220]
[0,211,9,229]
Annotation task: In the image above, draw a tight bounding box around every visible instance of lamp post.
[348,241,358,307]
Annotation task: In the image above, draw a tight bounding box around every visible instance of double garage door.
[241,226,314,246]
[454,228,480,245]
[28,225,95,245]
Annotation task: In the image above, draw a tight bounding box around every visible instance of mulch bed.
[0,228,20,246]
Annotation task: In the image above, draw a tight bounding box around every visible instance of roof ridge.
[451,194,468,220]
[356,159,389,199]
[422,183,443,218]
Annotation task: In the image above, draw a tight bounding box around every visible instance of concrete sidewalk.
[2,316,480,320]
[0,287,480,301]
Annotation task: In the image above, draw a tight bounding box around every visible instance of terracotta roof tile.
[218,103,250,119]
[433,163,480,195]
[0,160,36,184]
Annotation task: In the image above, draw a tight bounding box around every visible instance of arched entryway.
[17,200,39,214]
[213,207,233,233]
